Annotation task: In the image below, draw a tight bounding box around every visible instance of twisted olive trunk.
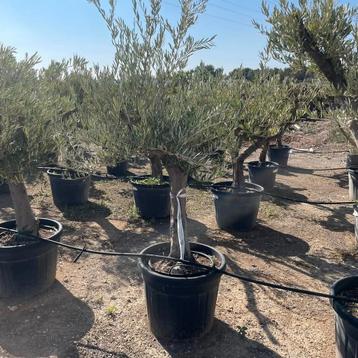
[149,153,163,179]
[276,134,283,147]
[259,141,269,163]
[233,138,267,190]
[165,165,191,260]
[8,182,38,236]
[233,158,245,190]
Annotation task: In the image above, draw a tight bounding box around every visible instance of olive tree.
[39,56,98,172]
[90,0,222,261]
[82,66,136,170]
[255,0,357,95]
[0,46,74,236]
[217,69,313,190]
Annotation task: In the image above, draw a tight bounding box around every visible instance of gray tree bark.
[165,165,191,260]
[8,182,38,236]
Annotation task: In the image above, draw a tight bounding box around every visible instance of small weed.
[237,325,248,338]
[132,177,168,185]
[105,305,118,317]
[128,204,140,221]
[260,202,281,219]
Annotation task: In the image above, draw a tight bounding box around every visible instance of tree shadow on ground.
[0,281,94,358]
[89,181,107,200]
[60,200,112,222]
[226,224,310,258]
[158,319,282,358]
[272,166,297,177]
[263,182,308,209]
[331,171,348,189]
[97,217,208,284]
[317,205,354,233]
[197,223,358,343]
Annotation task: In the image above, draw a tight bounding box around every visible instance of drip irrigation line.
[290,148,348,155]
[242,165,347,172]
[191,182,356,206]
[1,226,358,305]
[262,192,356,206]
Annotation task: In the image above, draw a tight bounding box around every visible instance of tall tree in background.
[255,0,357,95]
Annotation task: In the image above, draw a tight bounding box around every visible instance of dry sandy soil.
[1,119,357,358]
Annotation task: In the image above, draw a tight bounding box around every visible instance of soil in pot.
[212,181,263,231]
[139,242,226,340]
[130,176,170,219]
[0,218,62,299]
[267,145,291,167]
[331,276,358,358]
[47,169,91,207]
[247,161,279,191]
[107,161,128,177]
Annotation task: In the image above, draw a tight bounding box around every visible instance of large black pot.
[331,276,358,358]
[0,182,9,195]
[107,161,128,177]
[47,169,91,207]
[139,242,226,340]
[267,145,291,167]
[347,154,358,170]
[130,176,170,219]
[0,218,62,299]
[212,181,263,231]
[247,161,279,191]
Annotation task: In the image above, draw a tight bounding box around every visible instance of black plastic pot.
[0,218,62,299]
[212,181,263,231]
[347,154,358,170]
[107,161,128,177]
[139,242,226,340]
[348,169,358,201]
[331,276,358,358]
[130,176,170,219]
[267,145,291,167]
[0,182,9,195]
[47,169,91,207]
[247,161,279,191]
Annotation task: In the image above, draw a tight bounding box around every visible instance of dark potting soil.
[340,288,358,318]
[150,253,217,276]
[48,169,88,180]
[0,228,55,247]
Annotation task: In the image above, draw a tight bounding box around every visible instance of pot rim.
[130,175,170,188]
[331,275,358,326]
[211,181,264,195]
[247,160,279,168]
[0,218,62,250]
[269,144,291,150]
[47,169,90,181]
[139,242,226,280]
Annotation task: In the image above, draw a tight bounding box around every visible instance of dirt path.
[0,120,356,357]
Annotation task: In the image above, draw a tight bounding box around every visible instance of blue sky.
[1,0,356,72]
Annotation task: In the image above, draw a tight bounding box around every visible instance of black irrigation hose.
[242,165,348,172]
[290,148,348,154]
[189,182,357,206]
[1,226,358,305]
[262,192,357,206]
